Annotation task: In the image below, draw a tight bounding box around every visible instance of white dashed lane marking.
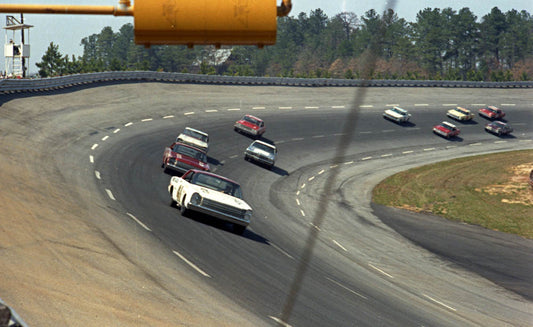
[94,171,101,180]
[326,277,368,300]
[124,122,133,127]
[423,294,457,312]
[227,108,240,111]
[172,250,211,278]
[141,118,153,122]
[91,144,99,150]
[89,155,94,163]
[113,128,120,133]
[369,263,394,278]
[105,189,116,201]
[269,316,292,327]
[205,109,218,113]
[126,213,152,232]
[184,112,195,116]
[332,240,347,252]
[270,242,294,259]
[331,105,345,108]
[163,115,174,119]
[101,135,109,141]
[414,104,429,106]
[279,106,292,110]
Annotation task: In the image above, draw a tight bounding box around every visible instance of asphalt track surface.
[0,83,532,326]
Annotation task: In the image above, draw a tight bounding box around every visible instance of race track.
[0,84,532,326]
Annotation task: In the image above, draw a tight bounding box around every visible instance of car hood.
[385,110,408,118]
[435,125,452,132]
[193,185,252,210]
[237,120,259,130]
[247,147,274,157]
[170,151,209,170]
[178,134,208,148]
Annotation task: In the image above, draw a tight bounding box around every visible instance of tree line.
[35,6,533,81]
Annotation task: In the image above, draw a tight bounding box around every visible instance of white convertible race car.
[168,169,252,234]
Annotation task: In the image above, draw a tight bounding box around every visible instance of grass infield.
[372,150,533,239]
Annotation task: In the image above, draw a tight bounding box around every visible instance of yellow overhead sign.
[0,0,292,47]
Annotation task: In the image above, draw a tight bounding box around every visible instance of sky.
[1,0,532,75]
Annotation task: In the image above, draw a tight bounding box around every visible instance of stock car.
[433,121,460,138]
[447,106,475,121]
[168,169,252,234]
[176,127,209,152]
[485,121,513,136]
[383,106,411,123]
[244,140,278,169]
[162,142,210,174]
[234,114,266,138]
[478,106,505,120]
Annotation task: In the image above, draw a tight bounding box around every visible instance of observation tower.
[3,15,32,78]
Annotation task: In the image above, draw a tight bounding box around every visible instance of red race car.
[478,106,505,120]
[432,121,460,138]
[234,114,266,138]
[162,142,210,174]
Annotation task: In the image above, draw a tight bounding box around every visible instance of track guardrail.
[1,71,532,95]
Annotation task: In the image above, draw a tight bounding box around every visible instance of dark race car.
[485,121,513,136]
[162,142,210,174]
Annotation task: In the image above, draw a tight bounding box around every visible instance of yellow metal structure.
[0,0,292,47]
[135,0,276,48]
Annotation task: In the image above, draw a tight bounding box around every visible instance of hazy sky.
[1,0,532,74]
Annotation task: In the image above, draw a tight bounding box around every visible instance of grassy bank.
[372,150,533,239]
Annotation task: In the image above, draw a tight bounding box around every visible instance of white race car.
[176,127,209,152]
[244,140,277,169]
[383,106,411,123]
[168,169,252,234]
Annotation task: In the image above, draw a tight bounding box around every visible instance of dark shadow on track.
[178,210,269,244]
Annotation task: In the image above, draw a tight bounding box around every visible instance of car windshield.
[172,144,207,162]
[243,115,260,126]
[392,108,405,115]
[493,122,505,128]
[251,142,274,153]
[191,173,243,198]
[456,108,469,115]
[184,129,208,142]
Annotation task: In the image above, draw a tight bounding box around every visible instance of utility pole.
[20,13,25,77]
